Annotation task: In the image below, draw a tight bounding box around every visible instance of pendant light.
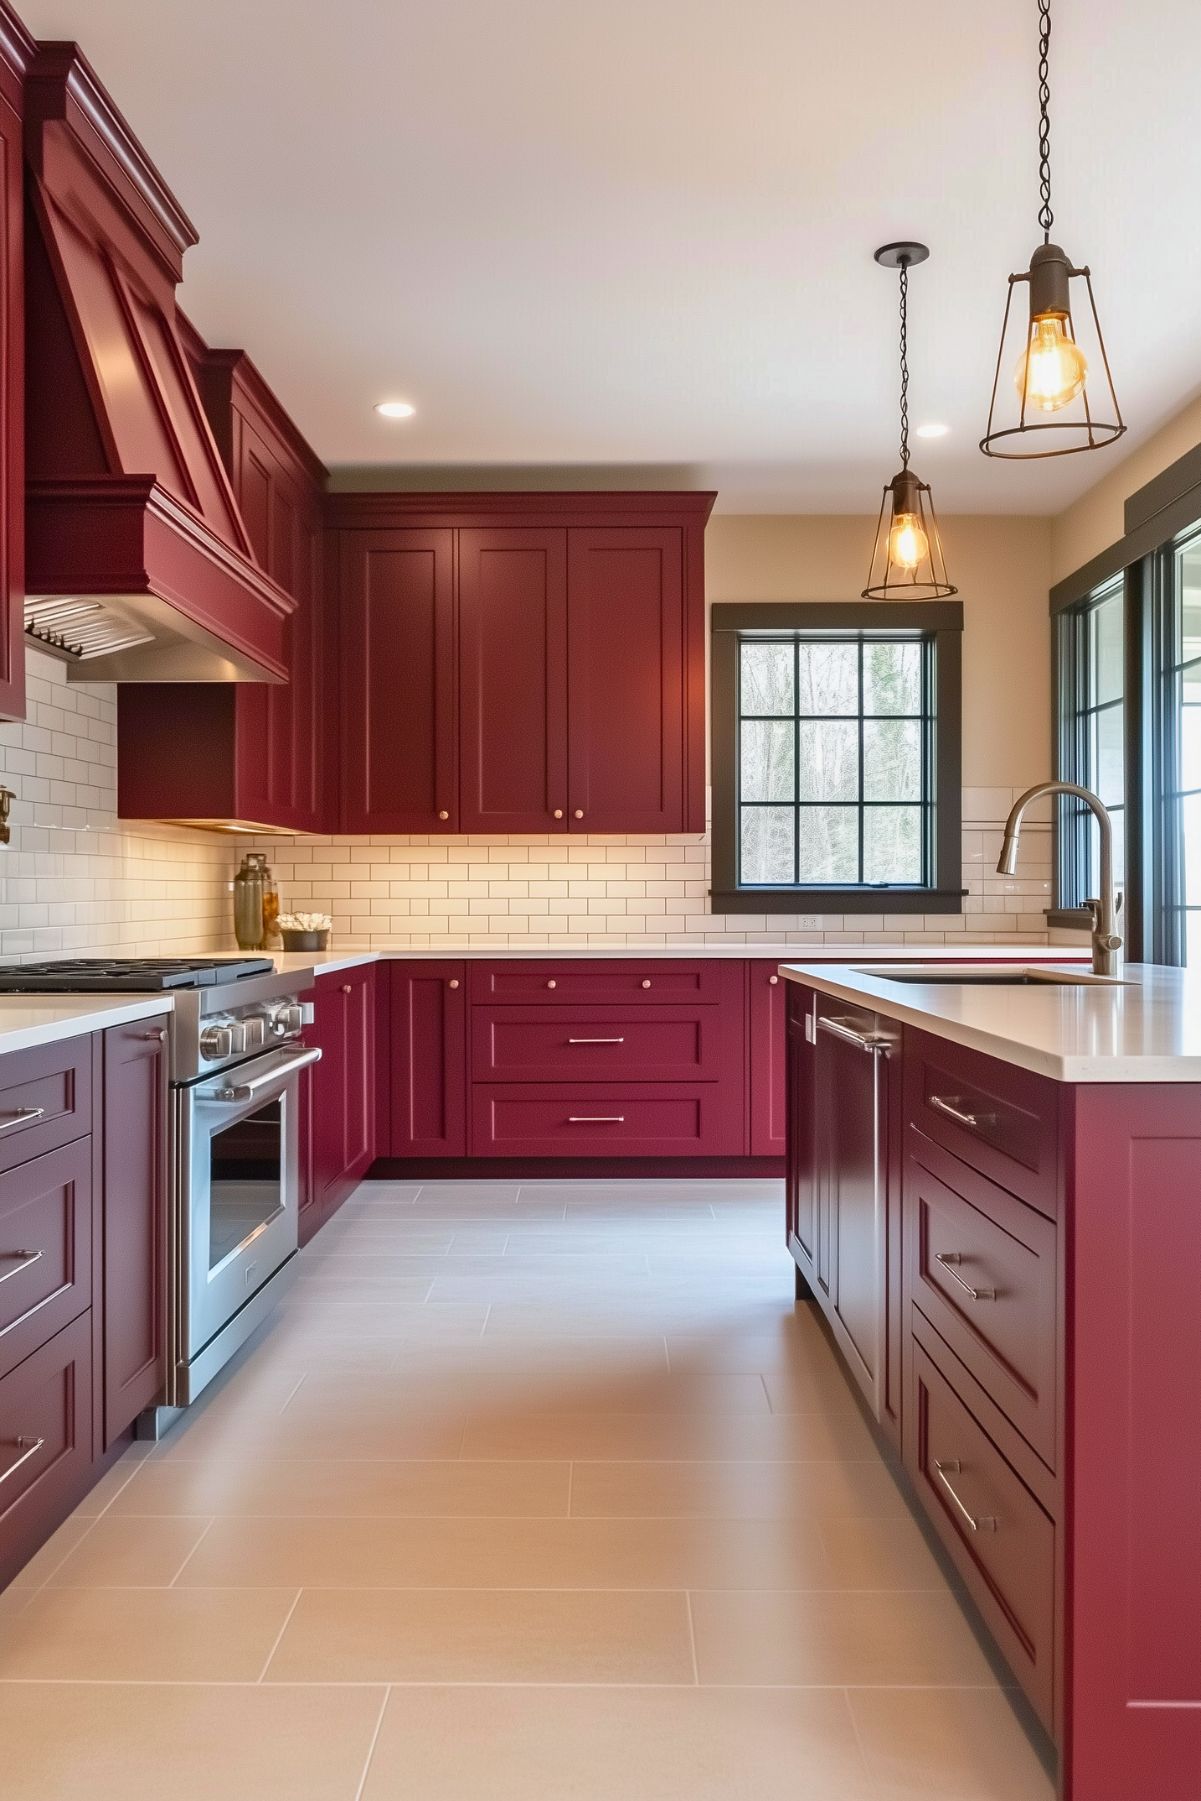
[862,243,956,602]
[980,0,1124,458]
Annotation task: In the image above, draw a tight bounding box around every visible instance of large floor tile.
[848,1687,1056,1800]
[0,1683,386,1801]
[44,1515,212,1587]
[0,1586,299,1681]
[176,1513,835,1591]
[362,1685,878,1801]
[461,1408,880,1461]
[690,1586,1000,1687]
[108,1456,571,1519]
[265,1585,695,1684]
[568,1457,912,1520]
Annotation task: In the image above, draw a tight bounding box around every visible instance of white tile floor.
[0,1178,1056,1799]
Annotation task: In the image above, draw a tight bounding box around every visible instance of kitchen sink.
[862,965,1126,987]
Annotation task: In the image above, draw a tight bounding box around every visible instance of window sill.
[710,889,967,916]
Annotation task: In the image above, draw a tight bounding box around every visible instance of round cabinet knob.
[769,974,779,985]
[573,809,584,819]
[438,810,450,821]
[546,979,557,990]
[552,809,564,820]
[641,979,652,990]
[448,978,460,990]
[341,984,352,995]
[139,1026,167,1042]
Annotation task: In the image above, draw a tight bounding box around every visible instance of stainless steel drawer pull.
[930,1094,996,1131]
[934,1252,995,1302]
[567,1037,625,1045]
[817,1016,891,1054]
[0,1249,44,1286]
[568,1116,625,1124]
[934,1459,996,1533]
[0,1436,46,1487]
[0,1105,45,1133]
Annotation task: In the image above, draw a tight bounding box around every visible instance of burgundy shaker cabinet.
[301,968,378,1238]
[748,962,788,1156]
[100,1017,169,1447]
[388,962,467,1159]
[328,493,714,837]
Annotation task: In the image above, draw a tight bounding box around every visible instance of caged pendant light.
[862,243,956,602]
[980,0,1124,458]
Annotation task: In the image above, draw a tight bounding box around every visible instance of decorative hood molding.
[23,43,293,682]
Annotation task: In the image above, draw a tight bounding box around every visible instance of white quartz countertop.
[270,942,1088,979]
[0,996,173,1058]
[780,961,1201,1083]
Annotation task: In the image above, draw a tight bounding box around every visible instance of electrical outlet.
[791,916,820,931]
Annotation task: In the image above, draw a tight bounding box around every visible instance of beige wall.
[704,514,1053,791]
[1051,392,1201,583]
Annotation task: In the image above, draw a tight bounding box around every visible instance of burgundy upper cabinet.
[566,529,685,833]
[0,7,31,721]
[339,529,455,833]
[459,527,568,832]
[330,493,713,837]
[116,349,330,831]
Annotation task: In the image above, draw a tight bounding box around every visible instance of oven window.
[208,1097,284,1271]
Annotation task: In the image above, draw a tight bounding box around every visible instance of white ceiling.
[21,0,1201,512]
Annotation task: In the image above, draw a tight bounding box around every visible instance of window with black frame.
[1055,575,1126,911]
[710,603,962,914]
[1161,528,1201,965]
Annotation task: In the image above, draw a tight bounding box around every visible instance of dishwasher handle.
[816,1015,892,1055]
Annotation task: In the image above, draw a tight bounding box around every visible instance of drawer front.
[0,1139,92,1383]
[470,960,728,1006]
[471,1083,739,1157]
[904,1026,1059,1218]
[0,1036,93,1175]
[472,1006,723,1083]
[909,1339,1056,1728]
[907,1133,1058,1469]
[0,1311,94,1592]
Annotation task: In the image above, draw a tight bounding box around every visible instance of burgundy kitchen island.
[781,960,1201,1801]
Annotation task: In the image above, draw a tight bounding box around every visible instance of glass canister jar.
[259,854,281,949]
[233,854,265,950]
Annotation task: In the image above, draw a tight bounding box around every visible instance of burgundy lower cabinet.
[100,1017,169,1447]
[0,1137,91,1384]
[0,1311,93,1592]
[388,962,467,1157]
[786,1006,1201,1797]
[748,962,788,1156]
[301,967,379,1238]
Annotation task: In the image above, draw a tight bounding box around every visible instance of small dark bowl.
[280,928,330,951]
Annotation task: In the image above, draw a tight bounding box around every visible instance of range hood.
[23,44,293,682]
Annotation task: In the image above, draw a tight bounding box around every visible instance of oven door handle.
[211,1045,322,1102]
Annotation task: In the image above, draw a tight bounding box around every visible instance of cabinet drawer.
[0,1036,93,1175]
[904,1026,1059,1218]
[0,1139,92,1383]
[470,960,728,1006]
[909,1338,1056,1728]
[472,1006,723,1083]
[0,1312,93,1592]
[471,1083,738,1157]
[907,1132,1057,1469]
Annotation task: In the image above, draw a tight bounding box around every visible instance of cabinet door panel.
[340,530,456,831]
[341,966,377,1189]
[390,962,466,1158]
[0,1313,93,1593]
[0,80,24,721]
[749,963,787,1156]
[306,980,347,1213]
[459,529,568,831]
[102,1017,168,1444]
[785,994,817,1272]
[566,528,683,831]
[0,1138,91,1384]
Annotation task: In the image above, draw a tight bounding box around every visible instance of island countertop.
[779,960,1201,1083]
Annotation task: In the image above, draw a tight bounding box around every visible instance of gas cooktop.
[0,957,275,993]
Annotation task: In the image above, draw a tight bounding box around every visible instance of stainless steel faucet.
[997,781,1124,977]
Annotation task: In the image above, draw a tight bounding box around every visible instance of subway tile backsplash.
[0,651,1058,961]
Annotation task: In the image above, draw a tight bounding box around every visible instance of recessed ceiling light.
[914,421,950,439]
[374,400,415,419]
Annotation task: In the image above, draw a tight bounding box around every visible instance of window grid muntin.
[737,633,934,890]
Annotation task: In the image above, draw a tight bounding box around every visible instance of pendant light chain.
[898,258,910,469]
[1037,0,1053,240]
